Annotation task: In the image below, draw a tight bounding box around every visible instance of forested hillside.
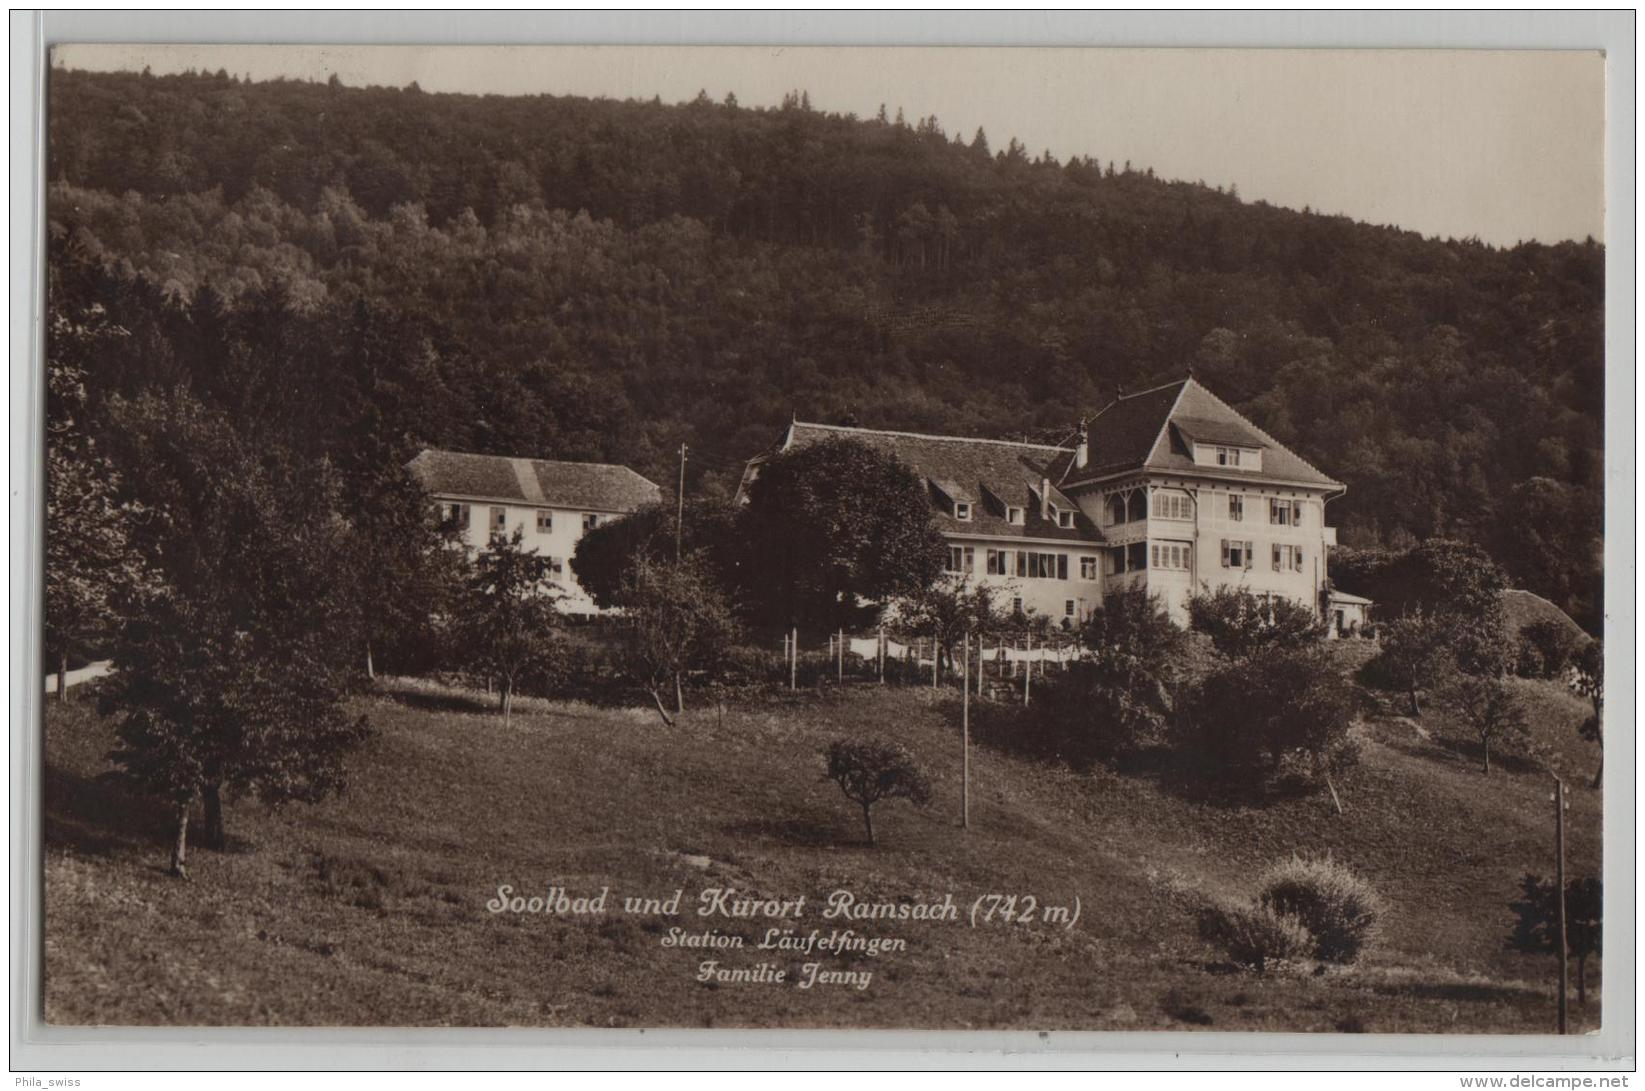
[46,68,1604,628]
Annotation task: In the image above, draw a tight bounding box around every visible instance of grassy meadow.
[43,666,1601,1031]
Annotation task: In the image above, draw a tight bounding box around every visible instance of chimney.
[1075,420,1089,471]
[1040,477,1051,521]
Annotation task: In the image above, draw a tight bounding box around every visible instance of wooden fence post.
[1024,633,1033,707]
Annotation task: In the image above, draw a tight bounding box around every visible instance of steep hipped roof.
[780,422,1101,543]
[407,449,661,512]
[1059,377,1343,489]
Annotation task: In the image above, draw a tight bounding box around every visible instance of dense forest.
[46,68,1605,629]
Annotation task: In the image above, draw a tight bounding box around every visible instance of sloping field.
[43,675,1601,1032]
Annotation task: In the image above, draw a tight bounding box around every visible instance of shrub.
[1011,660,1168,770]
[1520,619,1579,679]
[717,644,788,689]
[1187,586,1325,661]
[990,588,1181,770]
[1175,648,1361,802]
[536,642,633,707]
[1197,900,1314,973]
[1513,637,1546,680]
[1257,856,1383,964]
[823,738,933,846]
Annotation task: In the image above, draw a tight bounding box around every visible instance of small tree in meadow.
[1367,607,1453,717]
[1444,671,1529,775]
[619,556,738,726]
[1187,586,1325,661]
[823,738,933,846]
[1572,640,1603,787]
[453,528,563,724]
[345,458,466,680]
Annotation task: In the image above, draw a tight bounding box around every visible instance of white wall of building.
[1069,478,1338,625]
[943,536,1108,628]
[437,497,620,615]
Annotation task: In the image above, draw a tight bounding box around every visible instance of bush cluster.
[1258,856,1384,963]
[1199,856,1383,972]
[1515,619,1581,679]
[1174,648,1362,794]
[1198,901,1314,973]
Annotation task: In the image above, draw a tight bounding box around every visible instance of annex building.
[408,448,661,615]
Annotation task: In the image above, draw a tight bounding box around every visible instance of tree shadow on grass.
[378,686,497,716]
[1424,734,1546,777]
[44,765,173,857]
[1118,748,1319,810]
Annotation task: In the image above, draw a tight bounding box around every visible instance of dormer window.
[954,501,972,522]
[1006,506,1024,525]
[1057,510,1074,529]
[1191,441,1263,473]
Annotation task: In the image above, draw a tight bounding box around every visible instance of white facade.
[435,497,620,615]
[941,534,1110,627]
[1074,477,1338,625]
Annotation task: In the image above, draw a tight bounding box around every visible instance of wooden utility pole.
[789,626,797,691]
[838,627,845,685]
[967,631,980,701]
[962,631,971,830]
[932,639,939,689]
[675,444,688,560]
[877,627,885,684]
[1555,776,1569,1034]
[1024,633,1033,706]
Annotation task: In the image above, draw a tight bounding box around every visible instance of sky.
[54,44,1606,247]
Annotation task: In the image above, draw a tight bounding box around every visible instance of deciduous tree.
[1367,607,1453,717]
[619,556,738,725]
[99,390,368,876]
[736,437,947,632]
[571,498,740,611]
[452,528,564,724]
[823,738,932,846]
[1445,672,1529,775]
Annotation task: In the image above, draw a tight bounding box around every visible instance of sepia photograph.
[37,40,1611,1038]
